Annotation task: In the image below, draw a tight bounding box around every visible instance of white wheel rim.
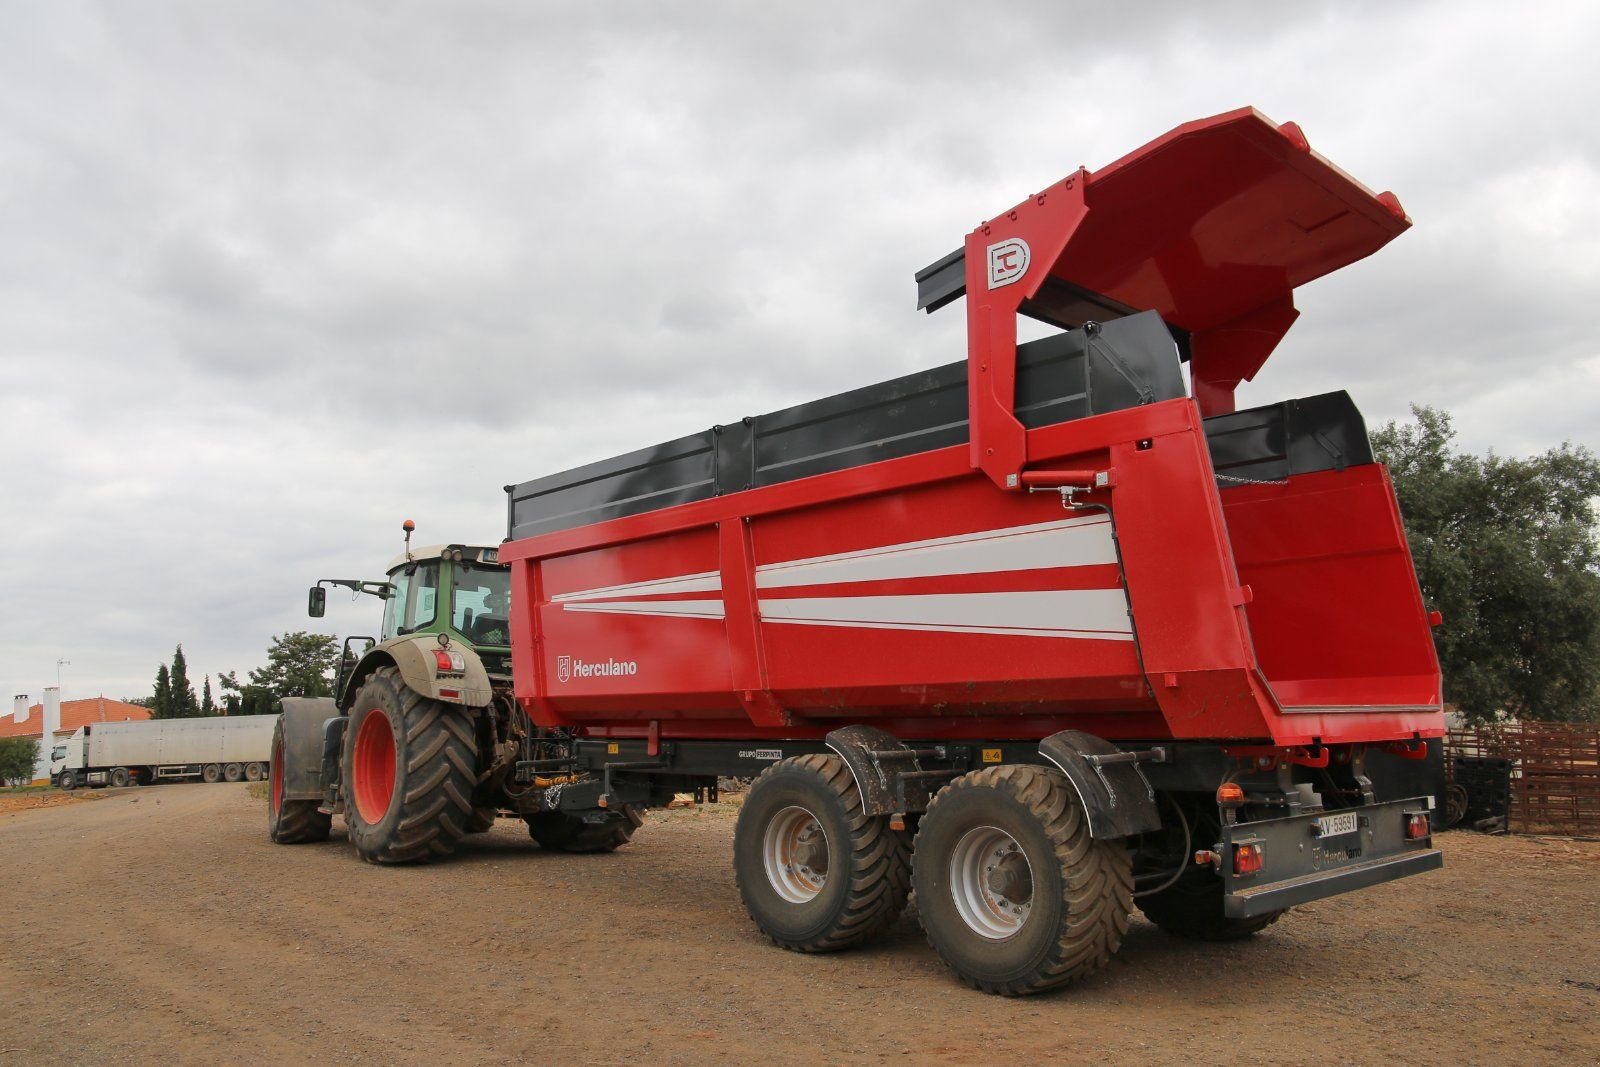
[762,805,830,903]
[949,825,1034,940]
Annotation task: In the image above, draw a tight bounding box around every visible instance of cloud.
[2,0,1596,702]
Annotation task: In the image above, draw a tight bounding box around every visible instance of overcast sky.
[3,1,1597,709]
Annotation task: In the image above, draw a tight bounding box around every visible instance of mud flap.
[1038,729,1163,840]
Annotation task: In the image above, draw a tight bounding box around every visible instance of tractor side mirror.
[308,586,326,618]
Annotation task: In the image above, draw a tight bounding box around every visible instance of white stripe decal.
[562,599,727,620]
[554,570,722,603]
[756,590,1132,640]
[755,515,1116,590]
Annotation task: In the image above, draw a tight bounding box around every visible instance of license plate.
[1313,811,1359,838]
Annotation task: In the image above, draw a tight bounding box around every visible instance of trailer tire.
[110,767,130,789]
[202,763,222,784]
[268,717,331,844]
[244,762,264,782]
[526,805,642,852]
[58,770,77,791]
[1136,870,1284,941]
[224,762,243,783]
[733,754,911,953]
[912,765,1132,996]
[343,666,476,865]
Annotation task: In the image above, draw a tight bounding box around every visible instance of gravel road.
[3,783,1597,1065]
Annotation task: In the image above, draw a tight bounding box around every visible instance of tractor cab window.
[51,745,65,762]
[382,561,440,639]
[452,565,512,647]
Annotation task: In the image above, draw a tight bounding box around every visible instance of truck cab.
[48,730,84,784]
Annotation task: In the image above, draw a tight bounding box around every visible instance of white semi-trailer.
[51,715,277,790]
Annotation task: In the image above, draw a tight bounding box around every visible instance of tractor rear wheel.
[733,754,910,953]
[912,765,1132,995]
[466,808,498,834]
[1136,869,1284,941]
[526,806,643,852]
[267,716,331,844]
[343,666,476,864]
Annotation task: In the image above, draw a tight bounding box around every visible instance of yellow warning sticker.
[607,742,619,755]
[981,748,1003,764]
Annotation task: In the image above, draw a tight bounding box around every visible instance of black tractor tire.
[267,716,331,844]
[526,805,643,852]
[110,767,130,789]
[733,754,911,953]
[1137,869,1285,941]
[244,762,264,782]
[223,762,243,783]
[58,770,77,791]
[202,763,222,784]
[466,808,498,834]
[343,666,476,864]
[912,764,1132,996]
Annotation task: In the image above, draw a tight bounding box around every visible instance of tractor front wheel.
[267,715,331,844]
[343,667,477,864]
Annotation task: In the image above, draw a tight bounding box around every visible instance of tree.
[169,644,199,718]
[201,674,215,716]
[218,671,276,718]
[1373,406,1600,722]
[246,632,341,699]
[152,663,173,720]
[0,738,40,786]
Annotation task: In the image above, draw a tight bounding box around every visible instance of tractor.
[268,520,643,861]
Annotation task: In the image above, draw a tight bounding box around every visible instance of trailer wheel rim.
[762,805,830,903]
[949,825,1034,940]
[352,709,397,825]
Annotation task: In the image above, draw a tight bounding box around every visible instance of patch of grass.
[246,781,269,802]
[1,784,55,795]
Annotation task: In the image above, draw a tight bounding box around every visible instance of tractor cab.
[379,543,511,652]
[308,523,513,709]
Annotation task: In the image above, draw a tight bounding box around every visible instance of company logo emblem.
[986,237,1031,289]
[553,654,638,683]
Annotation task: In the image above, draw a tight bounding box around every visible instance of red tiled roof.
[0,696,152,739]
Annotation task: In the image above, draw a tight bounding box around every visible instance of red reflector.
[1233,843,1263,876]
[1405,813,1431,840]
[433,650,453,671]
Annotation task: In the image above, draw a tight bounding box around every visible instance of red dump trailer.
[272,103,1440,998]
[496,108,1444,994]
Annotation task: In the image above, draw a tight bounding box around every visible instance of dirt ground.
[2,784,1596,1066]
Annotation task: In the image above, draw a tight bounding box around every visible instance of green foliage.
[216,632,340,714]
[0,737,41,785]
[246,631,341,699]
[152,663,173,720]
[1373,406,1600,722]
[218,671,277,717]
[169,644,199,718]
[201,674,215,717]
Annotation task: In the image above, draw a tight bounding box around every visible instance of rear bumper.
[1222,796,1442,919]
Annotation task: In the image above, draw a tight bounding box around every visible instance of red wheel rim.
[352,709,397,824]
[271,735,284,815]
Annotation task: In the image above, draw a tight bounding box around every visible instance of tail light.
[1233,843,1263,875]
[433,649,466,673]
[1405,813,1431,840]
